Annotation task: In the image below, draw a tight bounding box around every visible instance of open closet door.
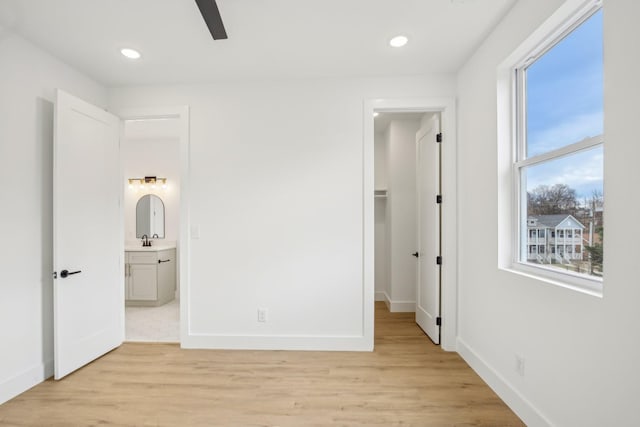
[53,90,123,379]
[415,114,441,344]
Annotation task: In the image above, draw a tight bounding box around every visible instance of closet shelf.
[374,189,388,198]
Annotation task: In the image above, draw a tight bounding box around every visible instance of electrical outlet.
[257,308,268,323]
[515,354,525,377]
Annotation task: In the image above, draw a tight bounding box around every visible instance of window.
[513,5,603,286]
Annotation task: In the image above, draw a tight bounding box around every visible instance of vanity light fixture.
[128,176,168,191]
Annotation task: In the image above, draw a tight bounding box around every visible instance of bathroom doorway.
[122,116,182,342]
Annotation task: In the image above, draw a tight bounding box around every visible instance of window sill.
[501,262,603,298]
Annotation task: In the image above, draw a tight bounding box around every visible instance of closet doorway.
[365,97,457,351]
[373,112,442,344]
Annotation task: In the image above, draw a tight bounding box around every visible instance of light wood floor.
[0,303,523,426]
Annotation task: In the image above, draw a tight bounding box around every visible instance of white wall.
[456,0,640,425]
[386,118,421,310]
[375,116,422,311]
[109,75,455,350]
[374,131,388,191]
[0,33,107,404]
[122,135,180,243]
[374,131,388,300]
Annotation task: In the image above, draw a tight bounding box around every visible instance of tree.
[588,189,604,211]
[527,184,578,215]
[584,225,603,273]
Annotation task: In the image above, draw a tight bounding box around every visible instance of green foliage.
[585,243,603,265]
[585,226,604,272]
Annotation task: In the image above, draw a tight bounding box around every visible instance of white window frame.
[497,0,603,297]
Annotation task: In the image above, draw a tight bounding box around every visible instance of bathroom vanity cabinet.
[125,247,176,306]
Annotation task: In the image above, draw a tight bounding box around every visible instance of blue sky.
[525,9,603,201]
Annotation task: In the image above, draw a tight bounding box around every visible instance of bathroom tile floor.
[125,298,179,342]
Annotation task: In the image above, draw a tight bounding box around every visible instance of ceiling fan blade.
[195,0,228,40]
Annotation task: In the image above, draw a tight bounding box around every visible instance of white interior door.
[53,90,123,379]
[415,114,441,344]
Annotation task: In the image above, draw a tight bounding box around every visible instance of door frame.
[364,98,457,351]
[115,106,190,345]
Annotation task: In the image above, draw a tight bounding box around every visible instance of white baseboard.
[181,334,373,352]
[457,338,552,427]
[381,292,391,310]
[389,300,415,312]
[0,359,53,405]
[376,291,415,312]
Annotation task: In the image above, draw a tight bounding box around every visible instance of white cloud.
[526,147,603,199]
[528,111,603,156]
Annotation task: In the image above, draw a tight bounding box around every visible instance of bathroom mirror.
[136,194,165,238]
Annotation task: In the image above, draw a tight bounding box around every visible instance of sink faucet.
[141,234,151,247]
[152,233,159,239]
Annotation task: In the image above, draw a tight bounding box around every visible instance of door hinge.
[436,256,442,265]
[436,194,442,204]
[436,133,442,143]
[436,317,441,326]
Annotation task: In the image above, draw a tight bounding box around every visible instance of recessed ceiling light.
[389,35,408,48]
[373,112,379,117]
[120,48,141,59]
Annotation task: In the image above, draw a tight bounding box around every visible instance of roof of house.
[529,214,585,229]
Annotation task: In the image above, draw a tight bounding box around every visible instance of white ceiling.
[0,0,516,87]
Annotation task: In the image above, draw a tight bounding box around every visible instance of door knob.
[412,252,419,258]
[60,269,82,278]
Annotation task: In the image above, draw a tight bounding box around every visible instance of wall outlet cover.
[190,225,200,239]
